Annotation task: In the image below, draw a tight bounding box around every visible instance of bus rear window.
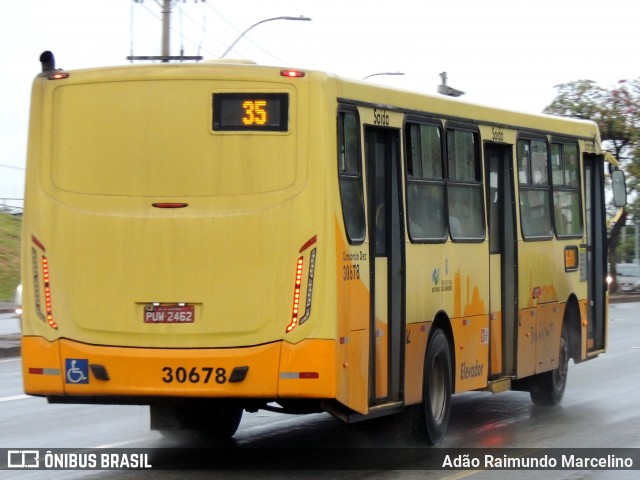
[50,81,297,197]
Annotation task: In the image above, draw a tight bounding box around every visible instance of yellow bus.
[21,51,626,444]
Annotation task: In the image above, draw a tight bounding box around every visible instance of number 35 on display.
[242,100,267,125]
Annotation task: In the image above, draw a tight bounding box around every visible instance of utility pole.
[161,0,171,59]
[127,0,203,63]
[635,218,639,265]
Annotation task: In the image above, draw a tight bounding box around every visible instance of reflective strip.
[28,367,61,376]
[280,372,319,379]
[299,248,316,325]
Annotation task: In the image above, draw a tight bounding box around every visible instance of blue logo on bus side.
[65,358,89,384]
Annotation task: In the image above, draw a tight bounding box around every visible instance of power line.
[129,1,301,65]
[176,3,226,51]
[0,164,25,171]
[173,4,219,58]
[130,0,206,62]
[202,2,244,36]
[201,3,294,64]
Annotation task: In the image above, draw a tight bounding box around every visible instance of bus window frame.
[337,105,366,245]
[550,138,584,239]
[445,123,486,243]
[403,115,448,244]
[517,134,554,242]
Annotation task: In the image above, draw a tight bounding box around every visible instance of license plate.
[144,304,195,323]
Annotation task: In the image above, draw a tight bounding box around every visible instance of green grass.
[0,212,21,301]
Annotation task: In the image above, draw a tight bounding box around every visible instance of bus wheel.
[422,328,452,445]
[529,325,569,406]
[153,400,243,439]
[197,401,244,439]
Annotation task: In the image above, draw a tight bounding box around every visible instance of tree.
[544,79,640,292]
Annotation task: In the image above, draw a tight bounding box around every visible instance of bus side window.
[518,138,554,240]
[338,109,365,244]
[446,128,485,241]
[551,142,583,238]
[405,122,447,242]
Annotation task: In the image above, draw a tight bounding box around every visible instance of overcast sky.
[1,0,639,199]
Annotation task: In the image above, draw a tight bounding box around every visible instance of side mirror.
[611,169,627,207]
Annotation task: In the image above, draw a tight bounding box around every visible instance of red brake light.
[152,203,189,209]
[280,69,305,78]
[298,235,317,253]
[42,256,58,329]
[286,256,304,333]
[47,71,70,80]
[286,236,318,333]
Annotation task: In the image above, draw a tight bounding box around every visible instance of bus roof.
[38,59,603,150]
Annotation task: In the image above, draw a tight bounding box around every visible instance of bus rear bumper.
[21,336,336,400]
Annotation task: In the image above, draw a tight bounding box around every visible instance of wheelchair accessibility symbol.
[65,358,89,384]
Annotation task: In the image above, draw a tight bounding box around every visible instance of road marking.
[444,472,480,480]
[0,394,30,402]
[0,357,21,364]
[96,437,156,448]
[612,304,635,309]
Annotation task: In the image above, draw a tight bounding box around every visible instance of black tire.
[422,328,452,445]
[529,325,569,406]
[169,400,243,439]
[200,401,243,439]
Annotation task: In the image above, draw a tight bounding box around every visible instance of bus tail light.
[300,249,316,326]
[286,237,317,333]
[41,257,58,329]
[280,69,305,78]
[31,235,58,330]
[40,51,70,80]
[286,257,304,333]
[47,71,70,80]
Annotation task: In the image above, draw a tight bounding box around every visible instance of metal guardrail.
[0,198,23,215]
[0,302,16,314]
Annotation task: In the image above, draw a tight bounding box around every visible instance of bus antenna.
[40,51,56,72]
[438,72,465,97]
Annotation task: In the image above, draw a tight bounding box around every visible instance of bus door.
[364,127,405,404]
[484,143,518,376]
[583,154,606,353]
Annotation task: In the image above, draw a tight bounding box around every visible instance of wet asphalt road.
[0,302,639,479]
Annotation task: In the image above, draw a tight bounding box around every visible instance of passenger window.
[518,139,553,240]
[405,122,447,242]
[338,109,365,244]
[551,142,583,237]
[446,128,485,241]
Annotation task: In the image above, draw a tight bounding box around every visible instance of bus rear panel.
[22,63,337,414]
